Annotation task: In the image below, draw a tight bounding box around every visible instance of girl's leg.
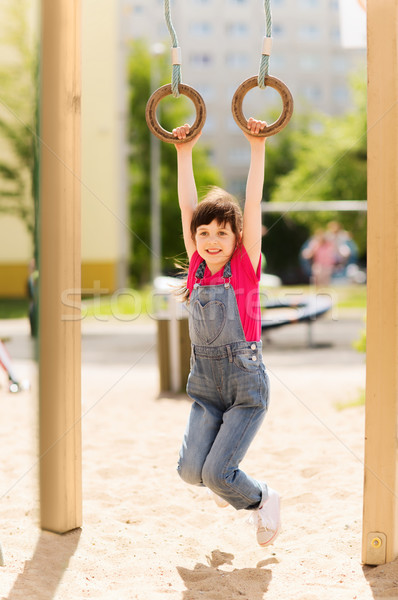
[177,396,223,486]
[201,367,270,510]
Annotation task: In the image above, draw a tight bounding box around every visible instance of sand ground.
[0,307,397,600]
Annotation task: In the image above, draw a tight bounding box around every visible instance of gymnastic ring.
[231,75,293,137]
[145,84,206,144]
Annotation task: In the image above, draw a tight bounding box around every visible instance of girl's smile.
[195,219,238,274]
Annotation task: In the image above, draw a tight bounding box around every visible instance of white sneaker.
[207,489,229,508]
[254,487,281,547]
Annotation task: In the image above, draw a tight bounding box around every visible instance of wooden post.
[362,0,398,565]
[39,0,82,533]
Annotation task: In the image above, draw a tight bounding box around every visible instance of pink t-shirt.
[187,246,262,342]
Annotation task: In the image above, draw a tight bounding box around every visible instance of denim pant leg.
[177,398,223,486]
[178,359,224,485]
[201,364,270,510]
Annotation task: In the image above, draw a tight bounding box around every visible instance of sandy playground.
[0,307,398,600]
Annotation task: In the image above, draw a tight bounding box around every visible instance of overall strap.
[194,260,232,282]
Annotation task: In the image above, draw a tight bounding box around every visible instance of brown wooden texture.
[362,0,398,565]
[145,84,206,143]
[231,75,293,137]
[39,0,82,534]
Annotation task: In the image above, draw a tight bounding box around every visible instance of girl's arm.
[241,118,267,272]
[173,124,201,260]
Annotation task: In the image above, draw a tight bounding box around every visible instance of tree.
[256,73,367,281]
[127,40,222,285]
[0,0,38,251]
[270,72,367,256]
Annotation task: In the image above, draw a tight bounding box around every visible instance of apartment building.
[125,0,366,193]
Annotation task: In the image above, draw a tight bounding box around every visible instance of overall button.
[251,343,256,350]
[252,355,257,362]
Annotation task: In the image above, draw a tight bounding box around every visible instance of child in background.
[173,119,280,547]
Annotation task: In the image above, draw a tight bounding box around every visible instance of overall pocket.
[233,352,263,373]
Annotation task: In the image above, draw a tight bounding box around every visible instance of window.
[189,54,212,67]
[268,55,285,70]
[226,53,249,68]
[204,115,215,132]
[226,23,249,37]
[299,24,321,41]
[301,84,322,102]
[227,115,238,132]
[299,54,321,71]
[332,56,347,72]
[298,0,319,7]
[229,0,248,4]
[196,85,215,102]
[190,22,212,36]
[330,26,340,44]
[273,24,284,38]
[332,86,349,104]
[230,179,246,197]
[228,146,251,165]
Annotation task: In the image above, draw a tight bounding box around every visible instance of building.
[81,0,129,293]
[126,0,366,194]
[0,0,365,296]
[0,0,129,297]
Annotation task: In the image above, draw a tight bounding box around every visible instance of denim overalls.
[177,260,270,510]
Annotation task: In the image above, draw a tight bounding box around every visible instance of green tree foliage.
[127,40,222,285]
[260,113,313,281]
[269,73,367,257]
[0,1,38,248]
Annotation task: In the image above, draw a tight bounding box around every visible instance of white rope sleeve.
[171,46,182,65]
[262,36,273,56]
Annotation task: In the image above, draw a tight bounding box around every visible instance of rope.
[164,0,181,97]
[258,0,272,89]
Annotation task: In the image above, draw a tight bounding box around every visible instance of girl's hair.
[190,187,243,242]
[176,187,243,303]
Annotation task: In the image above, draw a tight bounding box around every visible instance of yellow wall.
[81,0,128,287]
[0,0,128,298]
[0,214,32,297]
[81,262,118,293]
[0,264,29,297]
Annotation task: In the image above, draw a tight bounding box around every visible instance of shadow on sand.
[6,528,81,600]
[363,558,398,598]
[177,549,277,600]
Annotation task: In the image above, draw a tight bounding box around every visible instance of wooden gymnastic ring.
[231,75,293,137]
[145,84,206,143]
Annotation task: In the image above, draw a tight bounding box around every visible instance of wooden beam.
[39,0,82,533]
[261,200,368,212]
[362,0,398,565]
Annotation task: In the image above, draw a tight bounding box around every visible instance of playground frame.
[37,0,398,565]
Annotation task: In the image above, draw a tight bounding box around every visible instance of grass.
[0,298,29,319]
[335,389,366,411]
[81,286,155,320]
[264,284,367,311]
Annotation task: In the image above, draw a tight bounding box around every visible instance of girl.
[173,119,280,547]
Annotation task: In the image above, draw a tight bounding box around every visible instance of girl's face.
[194,219,238,273]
